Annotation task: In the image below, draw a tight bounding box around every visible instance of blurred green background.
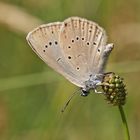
[0,0,140,140]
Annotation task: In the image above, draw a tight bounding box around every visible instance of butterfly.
[26,17,114,97]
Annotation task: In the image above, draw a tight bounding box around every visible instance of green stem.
[118,105,130,140]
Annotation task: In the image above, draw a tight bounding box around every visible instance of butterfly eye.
[98,49,100,52]
[68,46,71,49]
[93,42,96,45]
[43,50,45,52]
[45,45,48,48]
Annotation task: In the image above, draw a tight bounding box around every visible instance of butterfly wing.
[26,22,85,87]
[59,17,108,82]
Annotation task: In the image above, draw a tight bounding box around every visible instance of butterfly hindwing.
[59,17,107,81]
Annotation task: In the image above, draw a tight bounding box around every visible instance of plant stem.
[118,105,130,140]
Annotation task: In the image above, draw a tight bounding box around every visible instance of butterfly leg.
[94,82,105,94]
[94,88,103,94]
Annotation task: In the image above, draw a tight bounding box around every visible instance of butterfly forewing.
[59,17,107,81]
[26,22,85,87]
[27,22,62,68]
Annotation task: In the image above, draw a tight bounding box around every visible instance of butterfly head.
[81,89,89,96]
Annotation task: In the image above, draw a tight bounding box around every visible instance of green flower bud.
[109,84,115,89]
[115,78,120,83]
[109,78,115,84]
[115,75,119,79]
[101,72,127,106]
[108,88,113,93]
[103,86,108,92]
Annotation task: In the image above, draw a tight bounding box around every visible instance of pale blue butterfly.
[26,17,114,97]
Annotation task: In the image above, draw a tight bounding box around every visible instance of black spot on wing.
[87,42,90,46]
[49,42,52,45]
[72,39,74,43]
[68,56,72,59]
[76,37,79,40]
[93,42,96,45]
[57,58,61,62]
[76,67,80,70]
[55,41,58,45]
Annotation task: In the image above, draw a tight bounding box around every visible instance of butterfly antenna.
[61,89,81,113]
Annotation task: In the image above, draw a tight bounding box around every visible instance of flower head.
[102,72,127,106]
